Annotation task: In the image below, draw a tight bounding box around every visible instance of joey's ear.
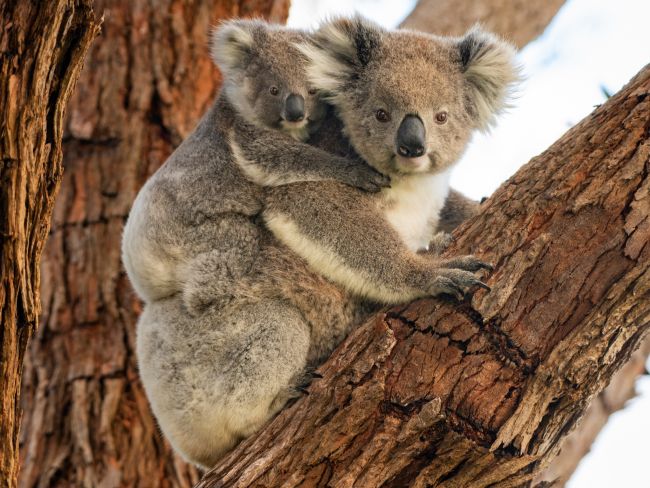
[210,19,264,75]
[457,25,521,131]
[298,16,384,93]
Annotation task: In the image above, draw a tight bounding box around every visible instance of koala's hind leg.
[437,188,481,234]
[177,214,262,315]
[136,296,310,469]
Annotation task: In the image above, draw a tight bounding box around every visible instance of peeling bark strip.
[0,2,100,487]
[200,66,650,488]
[17,2,290,487]
[535,336,650,486]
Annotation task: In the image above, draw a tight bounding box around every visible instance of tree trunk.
[198,65,650,488]
[0,2,99,487]
[400,0,566,48]
[17,2,289,487]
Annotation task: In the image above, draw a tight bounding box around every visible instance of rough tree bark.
[400,0,566,48]
[0,2,99,487]
[17,2,289,487]
[198,66,650,487]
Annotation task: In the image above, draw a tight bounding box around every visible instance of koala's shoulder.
[144,99,262,219]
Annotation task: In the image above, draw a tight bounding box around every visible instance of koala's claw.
[291,368,322,398]
[349,165,391,193]
[360,182,383,193]
[476,280,491,292]
[295,386,310,396]
[441,255,494,273]
[430,268,491,300]
[433,276,465,301]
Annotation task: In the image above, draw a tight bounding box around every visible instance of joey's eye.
[435,111,448,124]
[308,88,317,96]
[269,86,279,96]
[375,109,390,123]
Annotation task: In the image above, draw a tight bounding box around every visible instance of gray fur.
[437,188,481,233]
[127,17,518,470]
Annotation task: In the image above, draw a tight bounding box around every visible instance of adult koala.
[137,17,519,469]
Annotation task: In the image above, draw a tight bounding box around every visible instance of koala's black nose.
[284,94,305,122]
[396,115,426,158]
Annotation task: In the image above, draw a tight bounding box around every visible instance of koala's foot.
[344,162,391,192]
[292,368,324,397]
[428,256,493,300]
[426,231,454,255]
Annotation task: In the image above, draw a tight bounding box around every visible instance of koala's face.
[211,21,327,141]
[302,18,519,177]
[340,39,476,176]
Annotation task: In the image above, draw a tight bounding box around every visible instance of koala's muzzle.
[284,94,305,122]
[396,115,426,158]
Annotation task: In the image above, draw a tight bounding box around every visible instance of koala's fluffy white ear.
[210,20,260,75]
[457,26,521,131]
[298,16,383,94]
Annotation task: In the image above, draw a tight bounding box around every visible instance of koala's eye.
[435,111,448,124]
[308,88,317,96]
[375,109,390,123]
[269,86,279,96]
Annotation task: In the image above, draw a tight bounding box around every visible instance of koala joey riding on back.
[121,19,388,304]
[217,19,322,142]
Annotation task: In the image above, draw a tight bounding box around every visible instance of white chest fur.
[382,170,451,252]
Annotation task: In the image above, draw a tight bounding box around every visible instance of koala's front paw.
[345,162,391,192]
[440,255,494,273]
[428,255,493,300]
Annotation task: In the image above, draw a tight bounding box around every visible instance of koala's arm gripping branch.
[199,66,650,487]
[230,118,390,191]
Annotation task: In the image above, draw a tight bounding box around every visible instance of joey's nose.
[284,94,305,122]
[396,115,426,158]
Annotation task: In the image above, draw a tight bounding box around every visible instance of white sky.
[289,1,650,486]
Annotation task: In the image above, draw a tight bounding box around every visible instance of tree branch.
[401,0,566,48]
[199,65,650,487]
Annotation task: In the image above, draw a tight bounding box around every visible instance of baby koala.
[121,19,388,306]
